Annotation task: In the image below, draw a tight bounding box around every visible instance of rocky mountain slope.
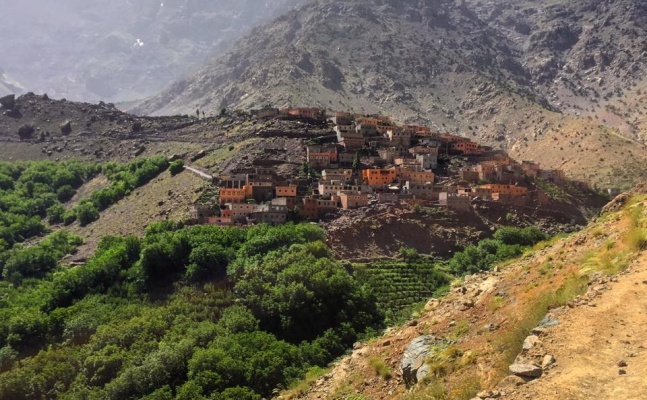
[0,70,25,97]
[280,184,647,399]
[133,0,647,189]
[0,0,302,102]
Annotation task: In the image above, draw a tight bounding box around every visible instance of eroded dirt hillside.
[280,185,647,399]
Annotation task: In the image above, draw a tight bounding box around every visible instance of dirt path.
[185,165,213,180]
[506,258,647,400]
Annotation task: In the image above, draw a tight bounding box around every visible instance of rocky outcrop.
[0,94,15,109]
[400,335,440,386]
[17,124,34,139]
[60,120,72,135]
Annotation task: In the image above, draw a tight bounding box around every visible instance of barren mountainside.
[133,0,647,189]
[0,0,303,102]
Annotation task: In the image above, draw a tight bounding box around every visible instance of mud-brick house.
[386,128,412,147]
[378,147,402,164]
[271,197,301,210]
[322,169,354,183]
[416,153,438,170]
[363,168,398,187]
[479,184,528,197]
[338,152,355,168]
[251,107,280,120]
[280,107,322,119]
[190,204,216,223]
[439,192,472,211]
[458,186,492,201]
[458,167,480,183]
[318,180,359,197]
[300,198,337,219]
[307,145,339,168]
[356,123,378,138]
[335,123,355,141]
[521,161,541,178]
[403,182,437,200]
[409,146,439,156]
[275,185,298,198]
[538,169,566,184]
[394,158,421,170]
[397,169,435,184]
[245,181,274,203]
[450,140,481,155]
[330,111,352,126]
[338,191,369,210]
[403,125,433,137]
[219,188,247,205]
[246,167,275,183]
[226,203,258,223]
[250,204,288,226]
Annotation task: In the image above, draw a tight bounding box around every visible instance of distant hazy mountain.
[0,0,303,102]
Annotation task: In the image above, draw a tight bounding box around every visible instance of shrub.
[47,204,65,224]
[368,356,391,379]
[169,160,184,176]
[75,202,99,227]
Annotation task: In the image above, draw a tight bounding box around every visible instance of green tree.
[352,151,361,172]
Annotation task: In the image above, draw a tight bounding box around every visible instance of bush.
[56,185,76,203]
[75,203,99,227]
[63,211,77,226]
[169,160,184,176]
[47,204,66,225]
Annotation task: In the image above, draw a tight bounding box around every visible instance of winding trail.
[505,257,647,399]
[184,165,213,181]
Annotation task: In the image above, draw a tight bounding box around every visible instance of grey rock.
[18,124,35,139]
[401,335,440,387]
[509,363,543,378]
[60,120,72,135]
[542,354,556,369]
[522,335,540,351]
[538,314,560,328]
[0,94,15,109]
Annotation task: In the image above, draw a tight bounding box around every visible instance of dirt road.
[506,258,647,399]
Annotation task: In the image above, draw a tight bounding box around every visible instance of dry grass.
[368,356,392,380]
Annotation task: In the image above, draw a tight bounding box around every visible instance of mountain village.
[189,107,586,226]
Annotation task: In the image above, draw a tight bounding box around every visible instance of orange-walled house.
[450,141,480,155]
[307,146,339,168]
[397,168,435,184]
[275,185,298,198]
[363,168,397,187]
[479,184,528,197]
[219,188,246,205]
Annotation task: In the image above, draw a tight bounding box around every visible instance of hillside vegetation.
[283,186,647,399]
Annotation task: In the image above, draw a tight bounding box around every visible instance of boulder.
[522,335,540,351]
[542,354,556,369]
[0,94,15,109]
[18,124,35,139]
[401,335,439,386]
[509,363,543,378]
[60,120,72,135]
